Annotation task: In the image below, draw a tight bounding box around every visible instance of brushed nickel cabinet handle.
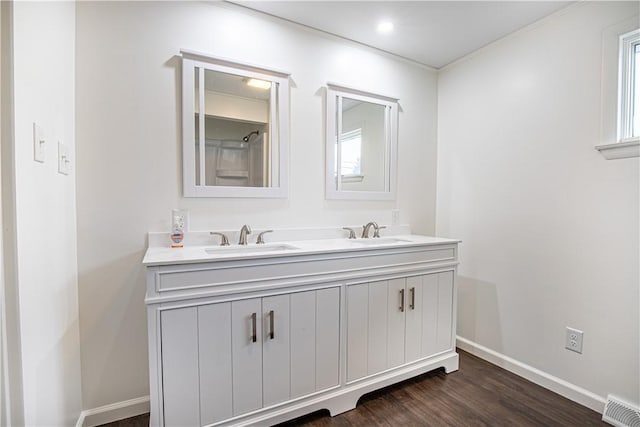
[251,313,257,343]
[399,288,405,312]
[410,287,416,310]
[269,310,275,340]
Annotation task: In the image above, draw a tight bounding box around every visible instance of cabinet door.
[315,287,340,391]
[404,276,424,363]
[420,273,439,357]
[231,298,263,415]
[420,271,455,358]
[346,283,368,382]
[435,271,454,353]
[161,307,200,427]
[273,287,341,401]
[198,303,233,425]
[387,278,406,368]
[161,287,343,425]
[347,279,407,380]
[290,291,316,398]
[262,294,291,407]
[367,280,388,375]
[346,271,456,383]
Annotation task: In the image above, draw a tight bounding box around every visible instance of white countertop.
[143,227,459,266]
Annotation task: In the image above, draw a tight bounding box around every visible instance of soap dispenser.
[170,209,187,248]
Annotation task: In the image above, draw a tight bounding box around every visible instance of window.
[633,42,639,136]
[596,23,640,160]
[618,28,640,142]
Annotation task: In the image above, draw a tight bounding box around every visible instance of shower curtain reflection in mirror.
[181,50,290,198]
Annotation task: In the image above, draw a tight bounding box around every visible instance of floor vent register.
[603,395,640,427]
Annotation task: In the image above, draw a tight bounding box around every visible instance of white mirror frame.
[181,49,290,198]
[325,83,398,200]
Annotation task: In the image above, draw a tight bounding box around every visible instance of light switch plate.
[33,123,45,163]
[58,141,70,175]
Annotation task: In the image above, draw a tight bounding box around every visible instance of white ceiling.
[232,1,572,69]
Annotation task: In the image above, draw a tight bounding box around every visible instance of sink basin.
[205,243,299,255]
[351,237,412,246]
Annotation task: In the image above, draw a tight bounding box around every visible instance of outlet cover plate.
[171,209,189,232]
[565,327,584,353]
[391,209,400,225]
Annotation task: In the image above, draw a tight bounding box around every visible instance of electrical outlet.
[171,209,189,232]
[565,327,584,353]
[391,209,400,225]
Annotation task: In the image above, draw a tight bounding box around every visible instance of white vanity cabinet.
[145,236,459,426]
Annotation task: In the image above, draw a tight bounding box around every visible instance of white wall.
[8,1,83,425]
[75,1,438,410]
[437,1,639,408]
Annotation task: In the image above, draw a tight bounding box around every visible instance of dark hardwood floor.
[100,350,605,427]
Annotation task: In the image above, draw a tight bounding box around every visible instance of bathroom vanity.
[143,228,460,426]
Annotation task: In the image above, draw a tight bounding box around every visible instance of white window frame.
[597,24,640,160]
[617,29,639,143]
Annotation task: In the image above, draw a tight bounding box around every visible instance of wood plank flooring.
[100,350,605,427]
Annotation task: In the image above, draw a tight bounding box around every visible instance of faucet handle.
[256,230,273,244]
[373,225,387,238]
[342,227,357,239]
[210,231,230,246]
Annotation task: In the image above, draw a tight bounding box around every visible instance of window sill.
[595,139,640,160]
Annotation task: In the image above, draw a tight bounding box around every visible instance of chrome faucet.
[238,224,252,245]
[361,222,378,238]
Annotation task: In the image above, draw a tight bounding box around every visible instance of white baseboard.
[456,336,606,413]
[75,396,150,427]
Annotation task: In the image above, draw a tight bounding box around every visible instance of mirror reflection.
[326,84,398,200]
[181,50,290,198]
[194,69,275,188]
[338,97,387,192]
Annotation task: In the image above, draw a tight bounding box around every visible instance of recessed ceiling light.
[377,21,394,34]
[246,78,271,90]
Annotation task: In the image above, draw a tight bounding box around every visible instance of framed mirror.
[181,49,290,197]
[325,83,398,200]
